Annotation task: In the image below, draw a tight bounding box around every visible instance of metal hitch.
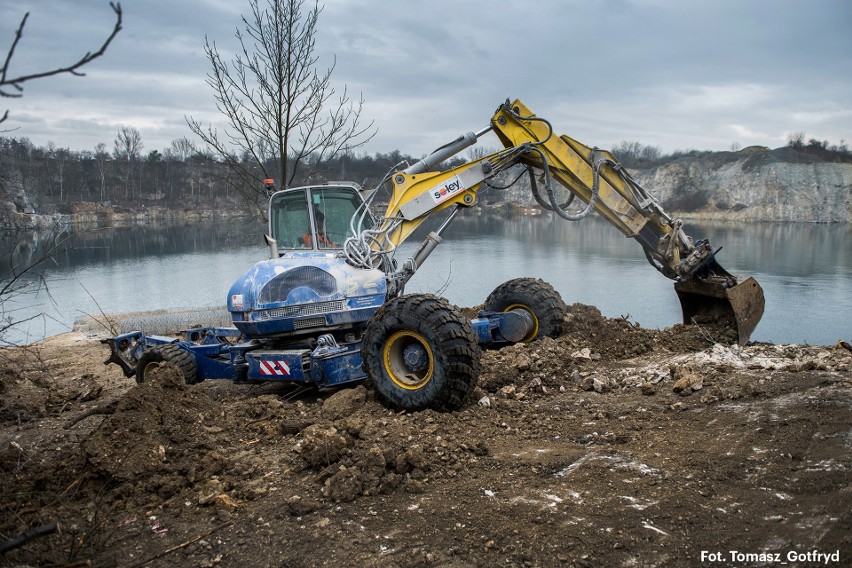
[674,276,765,345]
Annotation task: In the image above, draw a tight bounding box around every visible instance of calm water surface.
[2,213,849,345]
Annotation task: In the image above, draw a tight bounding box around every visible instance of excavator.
[104,98,765,411]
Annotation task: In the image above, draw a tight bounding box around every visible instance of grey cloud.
[3,0,850,156]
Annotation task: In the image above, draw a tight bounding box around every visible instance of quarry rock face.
[490,147,851,223]
[633,154,851,223]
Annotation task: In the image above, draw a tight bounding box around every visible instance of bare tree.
[0,3,122,125]
[94,142,109,202]
[187,0,375,215]
[170,137,198,201]
[787,132,806,149]
[170,137,196,162]
[54,147,70,203]
[113,126,142,200]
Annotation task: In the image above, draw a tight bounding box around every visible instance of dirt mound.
[477,303,728,394]
[0,368,50,422]
[1,315,850,567]
[83,365,223,486]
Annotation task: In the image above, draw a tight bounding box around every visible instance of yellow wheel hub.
[383,330,434,390]
[505,304,539,343]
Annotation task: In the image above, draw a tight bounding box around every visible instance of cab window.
[269,186,373,250]
[311,187,373,250]
[269,189,311,249]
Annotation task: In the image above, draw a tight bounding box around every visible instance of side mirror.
[264,234,280,259]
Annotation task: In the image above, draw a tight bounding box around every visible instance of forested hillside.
[2,133,850,228]
[0,134,447,221]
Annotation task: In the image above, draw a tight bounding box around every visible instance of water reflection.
[1,214,849,346]
[438,213,852,278]
[0,220,265,271]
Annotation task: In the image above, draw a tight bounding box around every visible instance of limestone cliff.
[484,147,851,223]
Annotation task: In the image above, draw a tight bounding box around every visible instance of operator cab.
[268,183,374,251]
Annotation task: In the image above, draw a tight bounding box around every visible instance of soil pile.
[83,365,227,502]
[1,305,850,567]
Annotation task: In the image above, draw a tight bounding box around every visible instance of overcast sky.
[2,0,850,158]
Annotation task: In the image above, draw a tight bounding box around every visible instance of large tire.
[362,294,480,411]
[484,278,566,341]
[135,344,200,385]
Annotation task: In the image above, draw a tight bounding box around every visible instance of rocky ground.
[1,305,850,567]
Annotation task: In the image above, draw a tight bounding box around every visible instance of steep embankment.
[489,147,852,223]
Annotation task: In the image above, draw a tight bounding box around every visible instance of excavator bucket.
[674,277,765,345]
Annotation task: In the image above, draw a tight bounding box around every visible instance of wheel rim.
[383,330,434,390]
[504,304,539,342]
[142,361,161,376]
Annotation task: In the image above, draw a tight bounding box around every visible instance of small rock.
[198,479,224,506]
[579,377,595,391]
[592,377,609,393]
[590,353,602,361]
[640,382,656,396]
[477,396,491,408]
[215,493,239,510]
[688,375,704,391]
[513,354,532,372]
[569,370,582,383]
[497,385,517,398]
[670,402,687,412]
[673,378,691,395]
[571,348,592,360]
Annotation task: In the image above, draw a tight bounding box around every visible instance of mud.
[1,305,850,567]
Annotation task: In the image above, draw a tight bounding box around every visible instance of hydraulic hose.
[532,146,603,222]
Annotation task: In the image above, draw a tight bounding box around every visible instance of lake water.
[2,212,849,346]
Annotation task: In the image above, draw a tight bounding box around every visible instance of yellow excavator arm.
[344,98,764,343]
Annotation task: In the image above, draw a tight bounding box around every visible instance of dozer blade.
[674,276,765,345]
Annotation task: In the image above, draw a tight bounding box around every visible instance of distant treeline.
[611,134,852,169]
[1,129,848,215]
[0,131,461,215]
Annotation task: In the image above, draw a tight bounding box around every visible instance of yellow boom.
[353,99,764,343]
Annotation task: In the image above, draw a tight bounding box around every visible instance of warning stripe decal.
[259,360,291,376]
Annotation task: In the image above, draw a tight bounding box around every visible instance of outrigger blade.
[674,276,765,345]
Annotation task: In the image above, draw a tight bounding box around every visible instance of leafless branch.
[187,0,375,217]
[0,2,123,124]
[78,283,119,336]
[0,227,70,348]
